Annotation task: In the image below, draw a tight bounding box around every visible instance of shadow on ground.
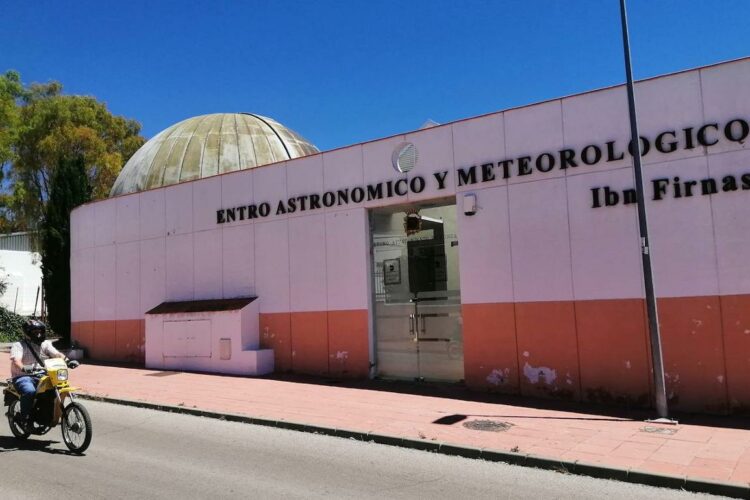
[267,372,750,431]
[68,358,750,431]
[0,435,81,455]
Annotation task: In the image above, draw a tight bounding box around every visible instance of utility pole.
[619,0,669,418]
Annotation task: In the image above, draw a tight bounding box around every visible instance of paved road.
[0,400,722,499]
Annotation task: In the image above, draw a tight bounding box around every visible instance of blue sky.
[2,1,749,152]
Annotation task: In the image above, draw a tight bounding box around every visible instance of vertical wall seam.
[114,242,119,358]
[448,123,466,382]
[502,111,522,393]
[363,144,377,375]
[219,174,225,300]
[560,98,584,400]
[137,210,143,359]
[698,68,731,408]
[163,186,167,306]
[190,185,195,301]
[91,226,98,356]
[250,222,256,299]
[284,161,293,371]
[321,156,330,375]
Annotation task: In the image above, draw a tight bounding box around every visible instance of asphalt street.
[0,400,724,499]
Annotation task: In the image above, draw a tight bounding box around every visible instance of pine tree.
[41,155,90,345]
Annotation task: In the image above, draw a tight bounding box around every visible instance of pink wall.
[71,58,750,412]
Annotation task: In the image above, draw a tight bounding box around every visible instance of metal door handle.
[413,314,421,342]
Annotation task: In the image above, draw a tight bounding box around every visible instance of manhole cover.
[640,426,678,435]
[462,420,513,432]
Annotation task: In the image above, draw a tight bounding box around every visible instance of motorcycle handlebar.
[22,360,80,376]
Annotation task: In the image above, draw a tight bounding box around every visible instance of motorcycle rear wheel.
[7,399,30,439]
[61,402,92,454]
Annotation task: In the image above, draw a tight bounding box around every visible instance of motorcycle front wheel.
[6,399,30,439]
[61,402,92,454]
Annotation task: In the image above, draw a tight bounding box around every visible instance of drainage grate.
[462,420,514,432]
[640,426,678,435]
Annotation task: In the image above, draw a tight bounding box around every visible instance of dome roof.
[110,113,319,197]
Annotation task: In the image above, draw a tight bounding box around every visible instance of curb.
[74,392,750,498]
[2,382,749,498]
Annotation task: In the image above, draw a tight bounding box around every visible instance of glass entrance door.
[371,201,463,382]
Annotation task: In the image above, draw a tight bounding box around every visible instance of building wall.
[71,58,750,413]
[454,59,750,413]
[0,249,43,316]
[71,147,373,375]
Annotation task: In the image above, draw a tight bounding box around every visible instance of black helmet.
[22,319,46,344]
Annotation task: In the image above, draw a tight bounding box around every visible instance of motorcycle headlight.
[57,369,68,381]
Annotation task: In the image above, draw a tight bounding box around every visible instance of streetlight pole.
[618,0,669,418]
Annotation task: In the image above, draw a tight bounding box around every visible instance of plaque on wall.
[383,258,401,285]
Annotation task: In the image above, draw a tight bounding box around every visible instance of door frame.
[367,197,463,382]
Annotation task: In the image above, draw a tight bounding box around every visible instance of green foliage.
[41,155,91,344]
[0,71,23,166]
[0,306,25,342]
[0,70,145,230]
[0,71,24,232]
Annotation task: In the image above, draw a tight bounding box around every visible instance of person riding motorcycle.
[9,319,79,425]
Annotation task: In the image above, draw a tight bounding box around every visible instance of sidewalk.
[2,354,749,497]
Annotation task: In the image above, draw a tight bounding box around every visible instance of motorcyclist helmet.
[22,318,46,344]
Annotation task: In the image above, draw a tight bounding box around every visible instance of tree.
[0,71,24,231]
[0,71,23,167]
[1,71,144,230]
[41,155,91,344]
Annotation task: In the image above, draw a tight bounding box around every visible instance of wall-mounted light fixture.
[404,208,421,235]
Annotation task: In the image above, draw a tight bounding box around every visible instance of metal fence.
[0,232,36,252]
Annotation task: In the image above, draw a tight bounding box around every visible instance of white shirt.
[9,340,63,378]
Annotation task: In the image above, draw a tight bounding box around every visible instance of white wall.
[0,250,43,316]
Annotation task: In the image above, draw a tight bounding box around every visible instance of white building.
[0,232,43,316]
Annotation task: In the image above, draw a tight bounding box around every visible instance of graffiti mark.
[523,362,557,384]
[486,368,510,386]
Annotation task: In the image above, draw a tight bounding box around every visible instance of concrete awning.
[145,297,257,315]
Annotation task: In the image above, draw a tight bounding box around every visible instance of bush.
[0,309,56,343]
[0,307,26,342]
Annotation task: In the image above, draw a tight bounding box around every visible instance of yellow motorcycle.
[4,358,92,453]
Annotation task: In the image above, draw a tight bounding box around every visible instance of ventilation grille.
[392,142,418,173]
